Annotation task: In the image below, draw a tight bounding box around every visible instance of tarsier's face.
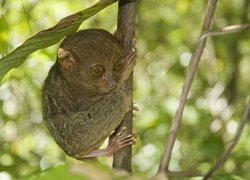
[57,29,124,94]
[85,55,124,94]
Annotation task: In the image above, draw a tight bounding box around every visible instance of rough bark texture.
[112,0,136,172]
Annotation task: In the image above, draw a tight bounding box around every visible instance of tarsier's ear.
[114,27,124,44]
[57,48,76,70]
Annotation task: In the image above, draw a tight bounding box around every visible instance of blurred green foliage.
[0,0,250,179]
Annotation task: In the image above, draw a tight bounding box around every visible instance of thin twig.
[203,98,250,179]
[158,0,218,174]
[168,170,206,177]
[199,24,250,40]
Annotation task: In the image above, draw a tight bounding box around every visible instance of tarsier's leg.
[83,127,136,158]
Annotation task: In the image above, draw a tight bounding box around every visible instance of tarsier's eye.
[113,58,124,71]
[90,64,105,77]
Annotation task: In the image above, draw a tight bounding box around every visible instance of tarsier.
[42,28,136,159]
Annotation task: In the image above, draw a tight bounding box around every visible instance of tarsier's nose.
[108,81,117,89]
[106,77,116,89]
[102,74,117,90]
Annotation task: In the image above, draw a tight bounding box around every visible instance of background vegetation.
[0,0,249,179]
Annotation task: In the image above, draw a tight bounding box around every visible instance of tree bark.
[112,0,136,172]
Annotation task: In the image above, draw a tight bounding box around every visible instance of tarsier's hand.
[118,39,137,88]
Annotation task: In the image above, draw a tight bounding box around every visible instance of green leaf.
[27,165,85,180]
[0,16,9,54]
[26,163,116,180]
[0,0,118,81]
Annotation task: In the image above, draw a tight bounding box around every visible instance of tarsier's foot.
[107,127,136,155]
[80,127,136,158]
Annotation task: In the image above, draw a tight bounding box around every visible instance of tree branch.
[112,0,136,172]
[168,170,206,177]
[158,0,218,174]
[203,98,250,179]
[199,24,250,40]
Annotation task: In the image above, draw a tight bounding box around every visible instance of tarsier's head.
[57,29,124,94]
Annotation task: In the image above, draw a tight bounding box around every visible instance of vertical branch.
[158,0,218,174]
[112,0,136,172]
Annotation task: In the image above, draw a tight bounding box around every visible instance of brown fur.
[42,29,130,158]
